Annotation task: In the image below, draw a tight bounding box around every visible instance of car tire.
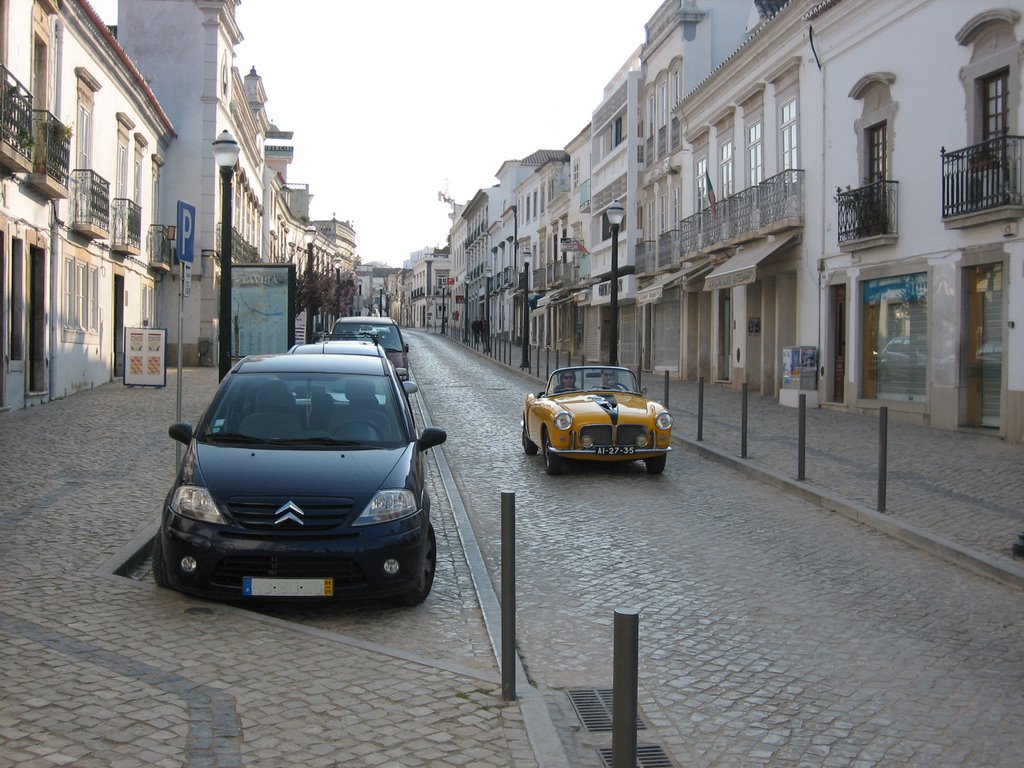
[542,430,565,476]
[151,534,170,588]
[394,523,436,607]
[522,419,538,455]
[645,455,667,475]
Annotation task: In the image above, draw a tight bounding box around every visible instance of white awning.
[636,270,684,305]
[703,235,798,291]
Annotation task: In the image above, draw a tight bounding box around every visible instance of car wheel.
[151,534,170,588]
[522,419,538,455]
[542,430,565,476]
[394,523,436,607]
[645,455,667,475]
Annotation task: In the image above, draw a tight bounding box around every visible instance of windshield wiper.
[270,436,375,448]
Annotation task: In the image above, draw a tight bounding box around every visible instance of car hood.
[554,392,652,419]
[189,442,409,501]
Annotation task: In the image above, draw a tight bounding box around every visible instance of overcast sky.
[87,0,661,266]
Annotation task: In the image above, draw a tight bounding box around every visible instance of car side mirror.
[402,380,418,395]
[169,422,193,445]
[417,426,447,450]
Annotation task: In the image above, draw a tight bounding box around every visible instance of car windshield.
[545,366,639,396]
[330,322,402,352]
[198,372,404,448]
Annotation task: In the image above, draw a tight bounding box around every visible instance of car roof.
[233,352,391,376]
[288,340,385,357]
[333,316,401,327]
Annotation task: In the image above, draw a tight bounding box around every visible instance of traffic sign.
[176,200,196,263]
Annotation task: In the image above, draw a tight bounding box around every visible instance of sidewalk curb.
[673,434,1024,592]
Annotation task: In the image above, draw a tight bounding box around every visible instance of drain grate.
[567,689,645,733]
[598,745,674,768]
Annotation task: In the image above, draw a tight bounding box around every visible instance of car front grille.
[226,498,355,530]
[211,555,365,588]
[579,424,648,447]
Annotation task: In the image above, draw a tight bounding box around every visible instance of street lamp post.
[484,266,493,353]
[303,226,316,343]
[212,129,240,380]
[606,199,625,367]
[520,248,531,370]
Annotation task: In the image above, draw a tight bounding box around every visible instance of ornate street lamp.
[212,129,240,380]
[606,199,625,367]
[303,226,316,343]
[520,248,531,370]
[484,266,493,353]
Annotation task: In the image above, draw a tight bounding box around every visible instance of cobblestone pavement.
[412,331,1024,767]
[0,366,538,768]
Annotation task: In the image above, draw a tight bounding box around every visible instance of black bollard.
[798,393,806,481]
[612,608,639,768]
[663,370,669,409]
[697,376,704,441]
[501,492,516,701]
[878,406,888,512]
[741,382,748,459]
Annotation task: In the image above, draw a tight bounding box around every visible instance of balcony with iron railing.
[215,223,262,264]
[147,225,173,270]
[837,179,899,251]
[941,135,1024,226]
[0,66,33,174]
[677,169,805,260]
[111,198,142,255]
[657,229,678,270]
[635,239,654,275]
[26,110,70,198]
[70,169,110,240]
[532,265,547,291]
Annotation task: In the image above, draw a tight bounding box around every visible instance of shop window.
[861,272,927,401]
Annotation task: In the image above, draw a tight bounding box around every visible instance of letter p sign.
[176,200,196,264]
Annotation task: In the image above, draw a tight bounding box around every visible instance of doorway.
[831,283,846,402]
[28,246,45,393]
[965,262,1002,428]
[113,273,124,378]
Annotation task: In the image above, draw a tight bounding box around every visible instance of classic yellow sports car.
[521,365,673,475]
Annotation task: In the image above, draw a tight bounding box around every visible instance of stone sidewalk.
[472,335,1024,590]
[0,366,541,768]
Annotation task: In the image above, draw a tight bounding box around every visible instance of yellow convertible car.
[521,365,673,475]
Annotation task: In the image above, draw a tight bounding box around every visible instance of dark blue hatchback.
[153,352,446,605]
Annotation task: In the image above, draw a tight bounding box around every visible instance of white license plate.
[595,446,635,455]
[242,577,334,597]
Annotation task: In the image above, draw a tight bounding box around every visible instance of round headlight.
[554,411,573,431]
[635,434,649,448]
[656,412,673,430]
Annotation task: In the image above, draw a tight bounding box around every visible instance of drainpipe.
[49,19,66,400]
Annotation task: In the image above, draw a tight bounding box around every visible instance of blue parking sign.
[176,200,196,264]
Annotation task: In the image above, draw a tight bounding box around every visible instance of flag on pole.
[704,169,718,222]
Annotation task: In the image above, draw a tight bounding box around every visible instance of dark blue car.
[153,350,446,605]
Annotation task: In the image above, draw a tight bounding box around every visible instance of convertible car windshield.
[545,366,639,396]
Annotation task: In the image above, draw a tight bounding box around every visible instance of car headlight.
[354,489,418,526]
[554,411,573,431]
[656,412,673,430]
[170,485,229,525]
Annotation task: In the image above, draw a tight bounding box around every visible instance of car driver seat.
[239,379,303,439]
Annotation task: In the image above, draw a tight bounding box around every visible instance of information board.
[124,327,167,387]
[233,264,296,356]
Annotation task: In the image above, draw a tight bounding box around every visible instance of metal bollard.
[555,350,560,371]
[545,348,550,380]
[612,608,639,768]
[501,492,516,701]
[741,382,748,459]
[697,376,704,441]
[798,393,806,481]
[878,406,888,512]
[663,370,669,408]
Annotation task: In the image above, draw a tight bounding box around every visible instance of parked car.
[522,366,673,475]
[153,351,446,605]
[330,316,409,378]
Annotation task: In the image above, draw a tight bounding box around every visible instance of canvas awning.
[636,270,684,305]
[703,235,798,291]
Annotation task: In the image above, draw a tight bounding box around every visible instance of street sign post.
[175,200,196,468]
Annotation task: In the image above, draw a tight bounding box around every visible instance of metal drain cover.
[567,688,645,733]
[598,745,674,768]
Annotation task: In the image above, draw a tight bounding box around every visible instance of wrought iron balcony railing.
[941,136,1023,219]
[837,180,899,244]
[70,169,111,239]
[657,230,678,270]
[635,239,654,275]
[111,198,142,253]
[0,66,33,172]
[214,223,262,263]
[29,110,70,196]
[147,225,172,269]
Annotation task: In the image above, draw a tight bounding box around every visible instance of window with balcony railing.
[837,180,898,244]
[941,136,1023,218]
[112,198,142,252]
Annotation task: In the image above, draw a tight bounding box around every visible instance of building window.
[696,156,709,209]
[780,98,799,170]
[862,272,928,401]
[76,262,87,329]
[659,83,668,127]
[89,266,99,331]
[613,116,624,147]
[77,105,91,169]
[658,194,666,233]
[867,122,887,182]
[747,121,763,186]
[672,69,681,106]
[982,69,1009,140]
[671,186,680,225]
[63,257,75,326]
[647,95,655,137]
[720,140,734,197]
